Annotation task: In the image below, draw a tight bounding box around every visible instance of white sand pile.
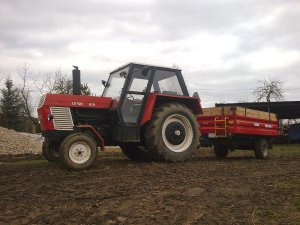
[0,127,43,155]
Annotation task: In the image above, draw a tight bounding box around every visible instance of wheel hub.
[165,122,186,145]
[69,142,91,164]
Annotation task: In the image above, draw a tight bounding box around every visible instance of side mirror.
[120,71,127,78]
[141,66,150,76]
[102,80,107,87]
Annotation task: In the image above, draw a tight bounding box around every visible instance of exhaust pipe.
[72,66,81,95]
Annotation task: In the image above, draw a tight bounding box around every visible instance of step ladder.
[214,117,228,137]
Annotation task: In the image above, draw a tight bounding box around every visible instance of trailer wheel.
[214,145,229,158]
[255,139,268,159]
[120,144,152,161]
[60,133,98,170]
[144,103,199,162]
[42,139,60,162]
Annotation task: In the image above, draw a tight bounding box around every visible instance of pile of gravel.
[0,127,43,155]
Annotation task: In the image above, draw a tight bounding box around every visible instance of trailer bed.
[198,106,280,138]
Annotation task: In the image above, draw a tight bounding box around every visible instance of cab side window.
[151,70,183,95]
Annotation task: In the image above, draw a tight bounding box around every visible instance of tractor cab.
[102,63,189,125]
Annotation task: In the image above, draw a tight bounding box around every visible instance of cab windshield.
[102,67,129,99]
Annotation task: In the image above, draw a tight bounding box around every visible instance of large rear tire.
[42,139,60,162]
[120,144,152,161]
[144,103,199,162]
[59,133,98,170]
[255,139,268,159]
[214,145,229,158]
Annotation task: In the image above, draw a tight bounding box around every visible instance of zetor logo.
[72,102,83,106]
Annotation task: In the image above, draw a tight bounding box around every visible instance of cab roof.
[110,62,181,74]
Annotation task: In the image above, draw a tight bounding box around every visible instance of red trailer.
[198,106,280,159]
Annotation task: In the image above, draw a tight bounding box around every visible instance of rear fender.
[140,94,203,126]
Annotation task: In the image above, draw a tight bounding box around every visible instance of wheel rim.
[162,114,193,153]
[69,142,92,164]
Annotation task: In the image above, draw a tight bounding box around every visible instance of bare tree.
[17,63,38,125]
[34,71,55,95]
[34,68,91,95]
[34,69,72,95]
[80,83,92,95]
[52,69,73,94]
[253,78,284,102]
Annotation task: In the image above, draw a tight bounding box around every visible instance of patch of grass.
[11,160,48,166]
[272,144,300,154]
[265,209,282,219]
[293,197,300,210]
[275,179,300,190]
[257,208,283,219]
[104,146,121,152]
[274,179,300,218]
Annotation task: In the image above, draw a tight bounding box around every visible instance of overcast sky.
[0,0,299,107]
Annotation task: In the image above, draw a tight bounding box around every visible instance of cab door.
[121,67,152,124]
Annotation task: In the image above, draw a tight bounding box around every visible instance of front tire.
[144,103,199,162]
[255,139,268,159]
[60,133,98,170]
[42,139,60,162]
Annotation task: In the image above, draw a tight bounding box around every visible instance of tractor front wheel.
[60,133,98,170]
[144,103,199,162]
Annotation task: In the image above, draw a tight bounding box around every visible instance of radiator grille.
[38,95,46,108]
[50,107,74,130]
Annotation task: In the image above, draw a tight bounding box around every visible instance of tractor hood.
[38,94,112,109]
[37,94,112,131]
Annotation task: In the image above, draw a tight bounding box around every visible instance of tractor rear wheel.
[254,138,268,159]
[42,139,60,162]
[120,144,152,161]
[214,145,229,158]
[59,133,98,170]
[144,103,199,162]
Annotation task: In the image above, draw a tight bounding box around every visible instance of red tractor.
[37,63,202,170]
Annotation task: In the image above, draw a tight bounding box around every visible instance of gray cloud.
[0,0,299,105]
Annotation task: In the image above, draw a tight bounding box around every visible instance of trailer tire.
[144,103,199,162]
[214,145,229,158]
[255,139,268,159]
[121,144,152,161]
[60,133,98,170]
[42,139,60,162]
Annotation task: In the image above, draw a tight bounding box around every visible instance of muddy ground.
[0,145,299,225]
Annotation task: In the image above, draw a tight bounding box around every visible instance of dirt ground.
[0,145,299,225]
